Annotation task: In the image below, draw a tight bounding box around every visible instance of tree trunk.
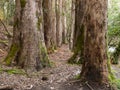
[56,0,63,47]
[43,0,57,53]
[69,0,75,50]
[68,0,85,64]
[4,0,50,72]
[62,0,67,44]
[80,0,108,83]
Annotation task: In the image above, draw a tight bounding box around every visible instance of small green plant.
[115,79,120,89]
[108,72,120,89]
[74,74,81,79]
[0,68,26,75]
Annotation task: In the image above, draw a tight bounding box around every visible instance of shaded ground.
[0,45,81,90]
[0,44,117,90]
[0,25,120,90]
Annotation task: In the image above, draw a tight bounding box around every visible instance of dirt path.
[0,45,81,90]
[32,45,81,90]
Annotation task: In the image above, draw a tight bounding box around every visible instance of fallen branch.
[0,19,12,37]
[85,81,94,90]
[0,49,4,53]
[0,40,8,46]
[0,85,13,90]
[67,79,81,83]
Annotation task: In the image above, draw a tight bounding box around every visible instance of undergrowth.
[0,68,26,75]
[108,71,120,90]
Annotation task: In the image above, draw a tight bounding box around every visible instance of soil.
[0,44,117,90]
[0,45,81,90]
[0,25,120,90]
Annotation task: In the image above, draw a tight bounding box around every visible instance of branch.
[0,40,8,46]
[85,81,94,90]
[0,19,12,37]
[0,85,13,90]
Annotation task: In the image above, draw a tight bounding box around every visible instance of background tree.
[43,0,57,53]
[62,0,67,44]
[0,0,15,24]
[68,0,85,64]
[69,0,75,50]
[56,0,63,47]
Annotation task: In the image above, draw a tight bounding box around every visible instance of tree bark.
[56,0,63,47]
[62,0,67,44]
[68,0,85,64]
[69,0,75,50]
[4,0,50,72]
[80,0,109,83]
[43,0,57,53]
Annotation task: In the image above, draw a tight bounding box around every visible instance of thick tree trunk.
[4,0,50,72]
[43,0,57,53]
[80,0,108,83]
[56,0,63,47]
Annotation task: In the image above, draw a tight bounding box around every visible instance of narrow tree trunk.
[51,0,57,49]
[43,0,57,53]
[68,0,85,64]
[56,0,63,47]
[69,0,75,50]
[80,0,108,83]
[4,0,50,72]
[62,0,67,44]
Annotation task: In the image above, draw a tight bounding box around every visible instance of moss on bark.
[4,44,20,65]
[73,24,84,54]
[20,0,26,8]
[37,16,43,30]
[69,25,84,64]
[39,43,51,68]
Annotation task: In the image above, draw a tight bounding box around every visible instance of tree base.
[68,53,83,64]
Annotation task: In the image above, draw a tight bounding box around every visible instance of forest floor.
[0,26,120,90]
[0,44,80,90]
[0,44,119,90]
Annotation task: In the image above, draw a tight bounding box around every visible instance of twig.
[68,79,81,83]
[0,49,4,53]
[0,19,12,37]
[0,40,8,46]
[0,85,13,90]
[85,81,94,90]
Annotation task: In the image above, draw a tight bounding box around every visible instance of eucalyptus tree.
[43,0,57,53]
[4,0,50,72]
[79,0,109,84]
